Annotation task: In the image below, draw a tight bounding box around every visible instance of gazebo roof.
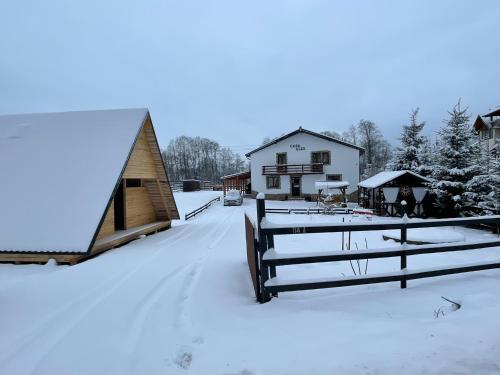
[315,181,350,190]
[358,170,429,189]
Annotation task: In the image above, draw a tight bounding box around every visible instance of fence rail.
[265,207,352,215]
[185,197,221,220]
[170,181,220,192]
[245,195,500,303]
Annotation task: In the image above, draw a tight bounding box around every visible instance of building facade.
[245,127,363,200]
[473,108,500,155]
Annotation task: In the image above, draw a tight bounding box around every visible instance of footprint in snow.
[174,347,193,370]
[192,336,204,345]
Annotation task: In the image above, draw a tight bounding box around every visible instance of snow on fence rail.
[184,197,221,220]
[245,195,500,303]
[265,207,352,215]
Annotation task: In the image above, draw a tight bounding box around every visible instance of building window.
[126,178,142,187]
[276,152,287,172]
[311,151,331,165]
[276,152,287,165]
[266,176,280,189]
[326,174,342,181]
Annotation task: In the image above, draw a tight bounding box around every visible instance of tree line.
[388,101,499,217]
[161,136,246,182]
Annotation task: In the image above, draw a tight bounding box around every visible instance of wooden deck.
[0,221,171,265]
[91,221,171,255]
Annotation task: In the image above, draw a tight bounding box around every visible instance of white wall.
[249,132,360,196]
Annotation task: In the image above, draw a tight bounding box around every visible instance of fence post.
[267,233,278,298]
[400,200,408,289]
[257,193,272,302]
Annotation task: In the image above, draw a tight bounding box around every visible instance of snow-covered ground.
[1,191,500,374]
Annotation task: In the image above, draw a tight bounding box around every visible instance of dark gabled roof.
[473,115,490,131]
[483,108,500,118]
[245,127,364,157]
[474,114,500,131]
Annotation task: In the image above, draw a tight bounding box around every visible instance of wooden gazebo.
[358,171,430,217]
[221,171,251,195]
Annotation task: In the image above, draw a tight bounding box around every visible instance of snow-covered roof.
[245,127,364,157]
[315,181,350,190]
[483,108,500,118]
[358,170,430,189]
[473,115,500,131]
[0,108,149,253]
[220,170,251,180]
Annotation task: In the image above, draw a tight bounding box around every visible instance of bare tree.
[162,136,248,182]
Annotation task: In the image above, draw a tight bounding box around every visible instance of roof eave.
[245,127,364,157]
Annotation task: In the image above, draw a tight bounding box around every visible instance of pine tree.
[416,136,436,178]
[388,108,426,172]
[430,101,481,217]
[466,142,500,215]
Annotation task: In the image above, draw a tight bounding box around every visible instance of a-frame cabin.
[0,108,179,264]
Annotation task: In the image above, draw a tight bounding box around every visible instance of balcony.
[262,163,324,175]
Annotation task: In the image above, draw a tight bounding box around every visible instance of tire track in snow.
[124,263,190,357]
[0,224,196,372]
[168,209,241,370]
[175,208,240,341]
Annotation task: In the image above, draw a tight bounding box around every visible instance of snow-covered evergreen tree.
[416,136,436,178]
[465,141,500,215]
[430,101,481,217]
[388,108,426,172]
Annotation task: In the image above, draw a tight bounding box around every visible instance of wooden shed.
[0,108,179,264]
[358,170,430,217]
[221,171,251,195]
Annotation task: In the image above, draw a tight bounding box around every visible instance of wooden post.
[267,233,278,297]
[256,194,271,302]
[400,200,407,289]
[342,217,345,250]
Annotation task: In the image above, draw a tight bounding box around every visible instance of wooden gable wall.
[94,114,179,242]
[142,117,180,220]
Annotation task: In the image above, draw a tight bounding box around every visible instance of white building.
[245,127,364,200]
[473,108,500,155]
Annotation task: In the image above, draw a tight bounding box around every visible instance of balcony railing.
[262,163,324,175]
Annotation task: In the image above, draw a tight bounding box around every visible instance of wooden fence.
[245,214,261,300]
[170,181,220,192]
[265,207,353,215]
[184,197,221,220]
[245,195,500,303]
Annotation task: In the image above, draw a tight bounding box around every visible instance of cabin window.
[311,151,331,165]
[126,178,142,187]
[481,129,493,140]
[326,174,342,181]
[266,176,280,189]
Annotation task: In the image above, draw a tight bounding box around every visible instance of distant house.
[0,108,179,264]
[473,108,500,155]
[245,127,364,200]
[358,170,430,217]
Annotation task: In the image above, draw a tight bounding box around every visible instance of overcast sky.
[1,0,499,154]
